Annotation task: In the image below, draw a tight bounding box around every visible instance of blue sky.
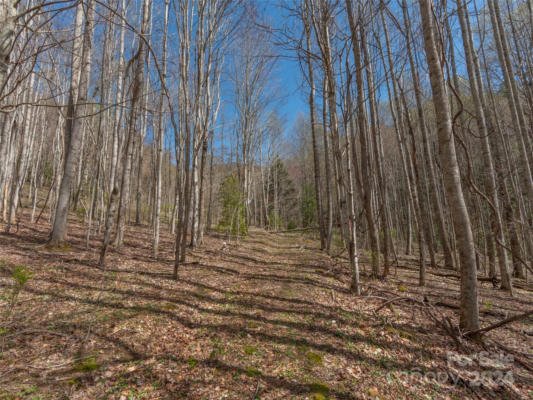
[212,0,308,159]
[261,0,307,131]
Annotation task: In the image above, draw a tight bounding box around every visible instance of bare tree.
[418,0,479,332]
[49,0,94,247]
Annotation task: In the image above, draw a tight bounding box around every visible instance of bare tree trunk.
[457,0,512,292]
[0,0,16,99]
[135,70,150,226]
[419,0,479,332]
[99,187,118,268]
[50,0,94,247]
[196,137,208,244]
[360,24,392,275]
[488,0,533,201]
[0,0,16,208]
[110,0,126,193]
[401,0,452,270]
[205,133,214,231]
[6,74,36,232]
[115,0,151,248]
[174,0,194,277]
[30,111,46,223]
[302,6,325,250]
[153,0,169,257]
[309,0,360,292]
[343,61,361,294]
[344,2,380,277]
[399,85,427,287]
[322,78,333,252]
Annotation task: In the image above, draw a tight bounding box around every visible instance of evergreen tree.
[267,157,297,230]
[301,183,317,228]
[218,174,247,237]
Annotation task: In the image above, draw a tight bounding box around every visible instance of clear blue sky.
[262,0,307,130]
[214,0,308,158]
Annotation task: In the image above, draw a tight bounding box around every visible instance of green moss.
[296,344,309,354]
[280,287,296,297]
[308,382,330,397]
[188,356,198,368]
[245,367,262,377]
[45,244,72,252]
[209,342,224,359]
[73,357,99,372]
[243,345,258,355]
[306,352,323,366]
[144,302,157,312]
[162,303,177,310]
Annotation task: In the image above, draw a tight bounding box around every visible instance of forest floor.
[1,211,532,400]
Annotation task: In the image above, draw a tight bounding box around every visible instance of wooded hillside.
[0,0,532,399]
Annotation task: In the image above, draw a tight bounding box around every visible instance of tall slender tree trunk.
[0,0,16,99]
[303,7,325,249]
[110,0,126,193]
[310,0,360,292]
[361,27,392,274]
[399,85,427,286]
[321,78,333,252]
[115,0,151,248]
[344,2,380,277]
[488,0,533,201]
[153,0,169,257]
[402,0,452,270]
[50,0,94,246]
[419,0,479,332]
[457,0,512,292]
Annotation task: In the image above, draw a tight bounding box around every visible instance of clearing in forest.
[1,213,532,399]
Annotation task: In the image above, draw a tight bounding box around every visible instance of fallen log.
[464,309,533,337]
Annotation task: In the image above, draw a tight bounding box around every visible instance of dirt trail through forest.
[0,215,532,399]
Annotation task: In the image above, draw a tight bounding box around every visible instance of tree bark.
[50,0,94,247]
[419,0,479,332]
